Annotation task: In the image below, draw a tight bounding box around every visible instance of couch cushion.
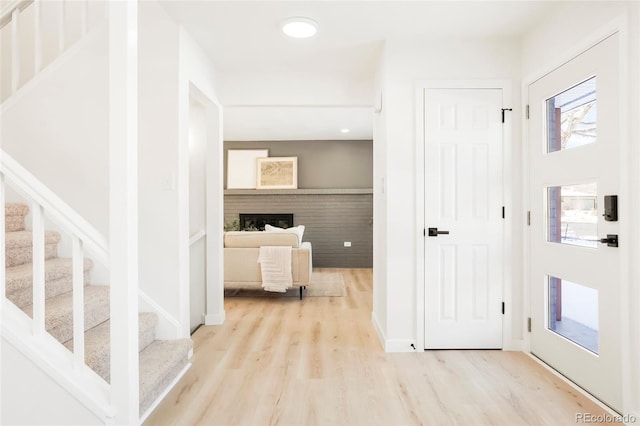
[224,231,299,248]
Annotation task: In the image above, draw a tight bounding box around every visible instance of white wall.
[1,27,110,236]
[372,43,388,347]
[137,0,182,339]
[178,28,225,327]
[137,0,224,337]
[521,1,640,418]
[1,339,103,426]
[377,37,522,351]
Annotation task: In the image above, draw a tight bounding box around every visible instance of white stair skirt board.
[3,200,193,418]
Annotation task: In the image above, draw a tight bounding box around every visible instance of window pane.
[548,276,599,354]
[547,183,597,248]
[547,77,597,153]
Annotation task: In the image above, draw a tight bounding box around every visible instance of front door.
[528,33,622,411]
[424,88,504,349]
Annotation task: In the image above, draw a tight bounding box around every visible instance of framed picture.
[256,157,298,189]
[226,149,269,189]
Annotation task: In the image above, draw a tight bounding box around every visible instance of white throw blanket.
[258,246,293,293]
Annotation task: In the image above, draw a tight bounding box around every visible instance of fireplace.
[239,213,294,231]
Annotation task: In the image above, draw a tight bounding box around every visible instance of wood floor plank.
[144,268,619,426]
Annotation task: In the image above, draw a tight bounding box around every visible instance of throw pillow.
[265,224,305,245]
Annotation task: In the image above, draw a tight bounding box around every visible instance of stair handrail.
[0,150,109,265]
[0,0,32,28]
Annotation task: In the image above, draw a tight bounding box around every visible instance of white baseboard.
[371,311,386,350]
[503,339,524,351]
[384,339,418,352]
[205,311,225,325]
[371,312,417,352]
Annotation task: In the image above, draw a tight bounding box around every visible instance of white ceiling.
[160,1,559,141]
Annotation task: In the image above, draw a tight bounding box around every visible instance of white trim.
[502,339,524,352]
[525,352,623,417]
[138,363,191,424]
[1,150,109,266]
[204,312,225,326]
[2,303,114,422]
[57,0,64,54]
[189,229,206,246]
[522,17,626,87]
[371,311,386,350]
[108,2,139,423]
[138,290,181,338]
[415,79,513,352]
[384,339,417,353]
[11,8,19,95]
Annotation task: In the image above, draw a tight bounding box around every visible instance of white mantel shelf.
[224,188,373,196]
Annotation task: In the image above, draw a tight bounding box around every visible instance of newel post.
[109,1,139,423]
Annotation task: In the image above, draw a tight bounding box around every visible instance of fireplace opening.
[239,213,294,231]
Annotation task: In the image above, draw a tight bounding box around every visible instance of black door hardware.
[603,195,618,221]
[599,234,618,247]
[428,228,450,237]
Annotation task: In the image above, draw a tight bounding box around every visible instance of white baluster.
[34,0,42,74]
[58,0,65,54]
[32,203,46,336]
[11,8,19,95]
[81,0,88,35]
[72,236,85,370]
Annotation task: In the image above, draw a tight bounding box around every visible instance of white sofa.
[223,230,312,298]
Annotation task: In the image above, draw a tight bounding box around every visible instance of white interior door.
[528,34,622,411]
[424,88,504,349]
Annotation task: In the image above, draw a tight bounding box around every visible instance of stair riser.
[7,271,91,309]
[22,287,111,345]
[47,296,110,344]
[6,243,58,268]
[6,216,26,232]
[80,323,158,383]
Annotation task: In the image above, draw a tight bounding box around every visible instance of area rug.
[224,271,345,298]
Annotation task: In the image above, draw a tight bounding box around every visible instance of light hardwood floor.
[145,268,618,426]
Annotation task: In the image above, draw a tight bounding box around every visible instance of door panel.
[528,34,622,411]
[424,88,504,349]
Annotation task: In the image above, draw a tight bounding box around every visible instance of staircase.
[4,201,192,416]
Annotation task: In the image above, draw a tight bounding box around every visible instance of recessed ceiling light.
[282,17,318,39]
[340,128,350,133]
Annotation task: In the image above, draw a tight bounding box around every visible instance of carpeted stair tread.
[139,338,193,415]
[5,230,60,267]
[5,203,29,232]
[63,312,158,383]
[6,258,94,308]
[5,230,61,248]
[5,202,29,218]
[21,285,110,344]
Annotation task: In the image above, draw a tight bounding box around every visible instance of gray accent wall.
[224,190,373,268]
[224,140,373,268]
[224,140,373,189]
